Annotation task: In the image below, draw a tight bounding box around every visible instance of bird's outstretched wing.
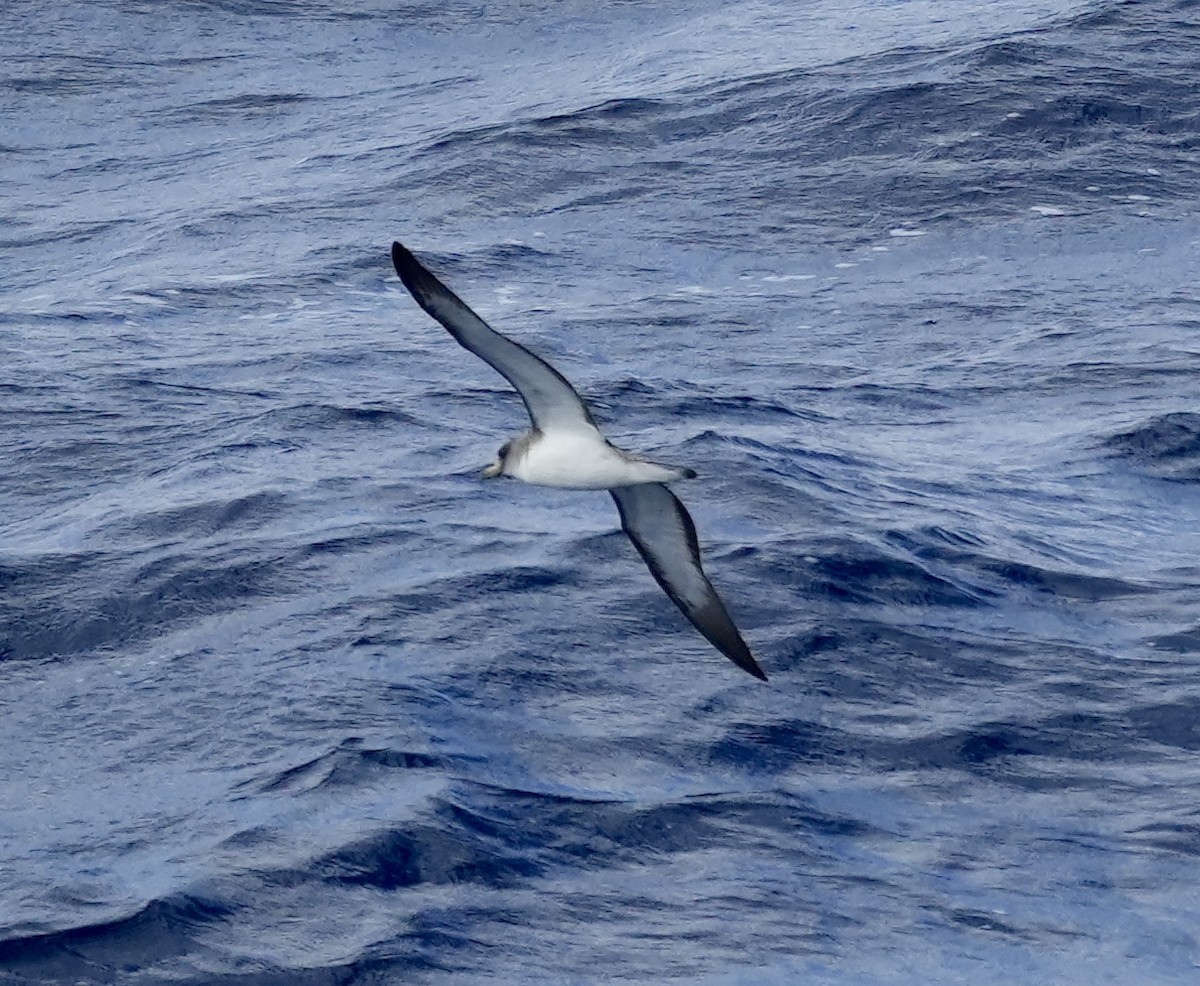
[610,483,767,681]
[392,242,598,433]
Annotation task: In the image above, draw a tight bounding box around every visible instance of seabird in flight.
[391,241,766,681]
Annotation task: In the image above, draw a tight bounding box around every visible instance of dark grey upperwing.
[610,483,767,681]
[392,242,598,432]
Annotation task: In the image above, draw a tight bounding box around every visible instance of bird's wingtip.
[391,241,434,297]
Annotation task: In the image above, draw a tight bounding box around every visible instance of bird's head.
[482,440,511,479]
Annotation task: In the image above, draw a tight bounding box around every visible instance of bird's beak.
[481,460,503,479]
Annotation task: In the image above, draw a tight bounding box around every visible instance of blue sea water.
[3,0,1200,982]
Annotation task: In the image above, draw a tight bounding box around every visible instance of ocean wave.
[1104,411,1200,482]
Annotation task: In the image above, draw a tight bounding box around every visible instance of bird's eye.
[498,442,511,458]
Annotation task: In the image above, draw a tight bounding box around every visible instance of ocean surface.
[3,1,1200,983]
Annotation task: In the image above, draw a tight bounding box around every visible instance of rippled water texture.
[3,1,1200,983]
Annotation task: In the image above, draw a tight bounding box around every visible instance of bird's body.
[501,427,695,490]
[390,240,767,681]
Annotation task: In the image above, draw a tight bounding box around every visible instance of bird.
[391,241,766,681]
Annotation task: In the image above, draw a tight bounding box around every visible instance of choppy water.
[3,1,1200,983]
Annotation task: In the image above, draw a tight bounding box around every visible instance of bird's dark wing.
[610,483,766,681]
[392,242,598,433]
